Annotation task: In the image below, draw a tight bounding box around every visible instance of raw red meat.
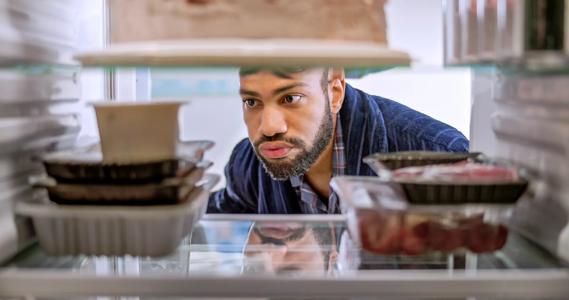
[357,209,405,254]
[356,209,509,255]
[412,221,464,252]
[400,228,427,255]
[464,223,509,253]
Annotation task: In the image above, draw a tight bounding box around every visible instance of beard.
[252,102,334,181]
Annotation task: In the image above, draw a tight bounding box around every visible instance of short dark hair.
[239,67,330,94]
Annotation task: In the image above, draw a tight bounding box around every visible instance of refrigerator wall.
[497,72,569,261]
[470,69,569,261]
[0,0,91,262]
[446,0,569,260]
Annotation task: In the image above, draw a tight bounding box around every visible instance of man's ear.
[328,68,346,115]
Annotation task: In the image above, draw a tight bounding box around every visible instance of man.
[208,67,469,214]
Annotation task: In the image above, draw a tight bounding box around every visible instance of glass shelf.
[3,61,569,79]
[1,215,568,299]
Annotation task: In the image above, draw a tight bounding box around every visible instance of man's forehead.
[238,70,323,96]
[239,67,325,79]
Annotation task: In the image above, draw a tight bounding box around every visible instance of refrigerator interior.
[0,0,568,299]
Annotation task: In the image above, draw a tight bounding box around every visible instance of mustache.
[254,133,307,149]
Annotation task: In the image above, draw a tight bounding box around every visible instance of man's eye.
[282,95,302,104]
[243,99,258,108]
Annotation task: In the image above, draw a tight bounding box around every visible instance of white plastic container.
[16,174,219,257]
[93,102,184,164]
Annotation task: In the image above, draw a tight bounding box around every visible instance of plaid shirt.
[290,117,345,214]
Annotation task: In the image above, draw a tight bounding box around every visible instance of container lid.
[42,140,214,165]
[75,39,411,68]
[331,176,408,211]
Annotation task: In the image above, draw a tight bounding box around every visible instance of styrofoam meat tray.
[16,174,219,257]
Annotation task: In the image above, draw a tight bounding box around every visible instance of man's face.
[243,222,327,274]
[239,69,334,180]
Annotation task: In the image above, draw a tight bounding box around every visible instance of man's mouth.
[258,142,294,159]
[254,223,307,242]
[257,227,295,240]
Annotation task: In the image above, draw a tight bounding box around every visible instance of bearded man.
[208,68,468,214]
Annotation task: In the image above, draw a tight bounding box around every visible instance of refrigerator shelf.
[75,39,411,68]
[0,215,567,299]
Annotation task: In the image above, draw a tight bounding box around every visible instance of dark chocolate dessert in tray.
[34,161,212,205]
[42,140,214,184]
[363,151,482,172]
[364,151,529,205]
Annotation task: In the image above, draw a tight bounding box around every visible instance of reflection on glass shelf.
[4,218,568,278]
[339,229,566,272]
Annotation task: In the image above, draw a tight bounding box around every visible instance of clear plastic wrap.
[332,176,514,255]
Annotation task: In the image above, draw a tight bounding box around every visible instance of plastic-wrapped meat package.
[332,176,512,256]
[356,208,509,255]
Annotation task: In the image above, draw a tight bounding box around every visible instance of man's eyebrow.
[272,83,309,96]
[239,89,261,97]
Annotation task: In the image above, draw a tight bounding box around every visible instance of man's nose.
[260,106,287,137]
[267,244,288,268]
